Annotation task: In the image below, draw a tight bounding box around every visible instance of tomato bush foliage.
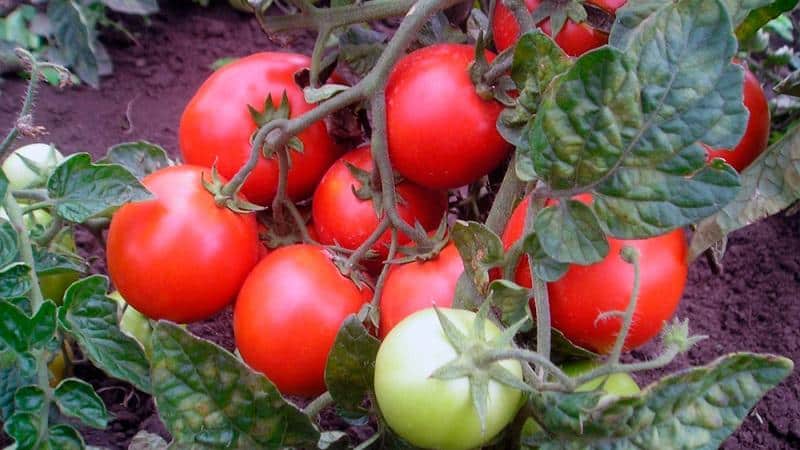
[1,0,800,448]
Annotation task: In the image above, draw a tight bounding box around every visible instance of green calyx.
[200,166,264,214]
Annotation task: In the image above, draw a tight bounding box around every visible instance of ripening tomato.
[375,308,523,450]
[493,0,626,56]
[107,165,259,323]
[379,243,463,338]
[180,52,342,205]
[502,196,688,353]
[234,244,371,396]
[313,146,448,266]
[386,44,511,189]
[704,66,770,171]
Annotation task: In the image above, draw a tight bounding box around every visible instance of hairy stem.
[481,347,575,389]
[573,345,682,386]
[606,247,641,365]
[525,195,551,366]
[485,159,525,234]
[502,0,535,34]
[0,51,41,160]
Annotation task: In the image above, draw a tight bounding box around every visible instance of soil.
[0,1,798,449]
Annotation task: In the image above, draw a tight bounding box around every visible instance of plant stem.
[271,146,292,229]
[485,160,525,234]
[606,247,641,365]
[310,26,332,88]
[0,50,41,161]
[524,195,551,366]
[354,432,381,450]
[572,345,682,386]
[303,391,334,418]
[256,0,418,34]
[345,216,390,272]
[11,188,49,202]
[481,347,574,389]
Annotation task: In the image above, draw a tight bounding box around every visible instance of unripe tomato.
[493,0,626,56]
[233,244,371,396]
[562,360,640,394]
[378,243,463,338]
[502,197,688,353]
[107,165,260,323]
[704,66,770,171]
[386,44,511,189]
[1,143,65,189]
[375,308,523,450]
[180,52,342,205]
[312,146,448,267]
[108,291,153,358]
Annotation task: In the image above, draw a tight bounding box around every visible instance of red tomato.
[312,146,448,266]
[179,52,342,205]
[501,197,688,353]
[705,66,770,171]
[493,0,626,56]
[107,166,259,323]
[379,243,464,338]
[386,44,511,189]
[233,244,371,396]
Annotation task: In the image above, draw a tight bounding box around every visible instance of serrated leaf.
[0,172,7,206]
[32,247,87,276]
[100,0,159,15]
[488,279,531,329]
[735,0,799,42]
[0,299,56,352]
[128,430,168,450]
[535,200,609,264]
[416,11,467,47]
[0,263,31,300]
[48,0,99,87]
[324,316,380,415]
[151,322,319,449]
[59,275,151,392]
[54,378,113,429]
[691,125,800,258]
[526,353,792,449]
[0,221,19,267]
[452,221,505,295]
[101,141,172,180]
[48,424,85,450]
[48,153,151,223]
[4,411,40,450]
[511,31,571,90]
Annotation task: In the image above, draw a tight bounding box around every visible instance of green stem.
[310,26,332,88]
[36,215,63,247]
[0,50,41,161]
[271,146,292,230]
[485,158,525,235]
[256,0,419,33]
[344,215,390,272]
[524,195,551,365]
[573,345,681,386]
[481,347,575,389]
[220,122,278,197]
[303,391,334,418]
[503,239,524,279]
[11,188,49,202]
[606,247,641,365]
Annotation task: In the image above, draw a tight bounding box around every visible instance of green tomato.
[562,360,640,395]
[374,308,523,450]
[108,291,153,358]
[1,143,65,189]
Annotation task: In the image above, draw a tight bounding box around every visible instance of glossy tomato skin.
[179,52,341,205]
[107,165,259,323]
[493,0,626,56]
[379,243,464,338]
[705,66,770,171]
[502,197,688,353]
[313,146,448,265]
[386,44,511,189]
[375,308,523,450]
[234,244,371,396]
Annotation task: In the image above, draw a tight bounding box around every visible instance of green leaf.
[100,0,159,15]
[54,378,113,429]
[59,275,151,392]
[736,0,799,42]
[511,31,571,92]
[324,316,380,415]
[0,263,31,300]
[47,424,85,450]
[0,171,7,206]
[534,200,609,264]
[338,25,386,78]
[0,359,36,420]
[521,233,570,282]
[526,353,793,449]
[151,322,319,449]
[13,385,45,414]
[4,411,40,450]
[488,279,531,329]
[48,153,151,223]
[32,247,87,276]
[0,221,19,267]
[691,125,800,258]
[101,141,172,180]
[452,221,505,295]
[0,299,56,352]
[48,0,99,87]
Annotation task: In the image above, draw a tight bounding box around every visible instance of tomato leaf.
[48,153,151,223]
[723,0,775,26]
[324,316,380,416]
[452,221,505,295]
[58,275,151,392]
[735,0,799,42]
[690,125,800,259]
[0,221,19,268]
[47,0,99,87]
[338,25,387,78]
[100,0,159,15]
[520,233,569,282]
[525,353,792,448]
[47,424,85,450]
[534,200,608,264]
[12,385,45,414]
[0,299,56,353]
[0,171,7,206]
[3,411,40,450]
[151,321,319,449]
[0,360,35,420]
[101,141,172,180]
[53,378,113,429]
[31,247,87,276]
[0,263,31,300]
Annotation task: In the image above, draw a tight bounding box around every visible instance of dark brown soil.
[0,1,798,449]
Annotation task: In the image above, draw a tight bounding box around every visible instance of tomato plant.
[375,308,523,450]
[379,242,463,337]
[562,360,639,394]
[386,43,511,189]
[313,146,448,266]
[179,52,342,205]
[1,143,64,189]
[493,0,626,56]
[233,244,371,396]
[503,196,688,352]
[108,291,153,357]
[107,165,260,323]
